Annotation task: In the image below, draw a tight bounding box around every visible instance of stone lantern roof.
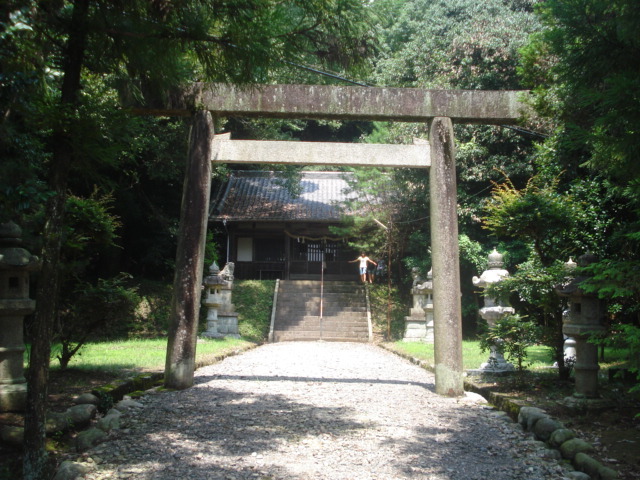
[0,222,40,270]
[555,254,597,298]
[487,248,504,269]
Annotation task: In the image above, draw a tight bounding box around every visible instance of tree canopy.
[1,1,376,477]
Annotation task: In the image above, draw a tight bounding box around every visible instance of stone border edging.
[378,343,620,480]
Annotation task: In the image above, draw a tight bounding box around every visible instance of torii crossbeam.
[157,83,529,396]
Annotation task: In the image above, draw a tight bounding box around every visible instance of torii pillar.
[164,110,213,389]
[429,117,463,396]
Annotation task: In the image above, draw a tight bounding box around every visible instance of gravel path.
[83,342,575,480]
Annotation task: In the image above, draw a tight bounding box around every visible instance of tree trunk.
[164,110,213,390]
[23,2,89,478]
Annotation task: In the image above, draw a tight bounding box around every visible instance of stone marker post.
[165,110,213,390]
[429,117,464,396]
[0,222,40,411]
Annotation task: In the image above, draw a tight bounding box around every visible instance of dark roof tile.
[211,171,354,222]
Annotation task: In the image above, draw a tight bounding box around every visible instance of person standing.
[349,252,377,284]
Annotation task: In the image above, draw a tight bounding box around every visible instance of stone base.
[403,315,434,343]
[218,313,240,336]
[560,395,615,413]
[200,331,224,339]
[466,369,515,378]
[0,383,27,412]
[478,360,515,372]
[202,313,240,339]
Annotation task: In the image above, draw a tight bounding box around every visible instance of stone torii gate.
[156,83,529,396]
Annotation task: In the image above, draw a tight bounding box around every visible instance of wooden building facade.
[209,171,359,281]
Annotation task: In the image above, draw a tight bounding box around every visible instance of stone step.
[280,314,367,325]
[278,289,365,297]
[272,332,369,342]
[276,322,368,332]
[278,283,365,294]
[273,280,369,343]
[278,313,368,321]
[276,306,366,314]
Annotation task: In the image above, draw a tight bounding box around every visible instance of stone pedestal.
[472,249,515,372]
[201,262,239,339]
[215,312,240,337]
[404,269,434,343]
[0,222,40,412]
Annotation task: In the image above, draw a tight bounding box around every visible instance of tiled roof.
[210,171,354,222]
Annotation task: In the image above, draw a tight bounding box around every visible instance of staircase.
[271,280,371,342]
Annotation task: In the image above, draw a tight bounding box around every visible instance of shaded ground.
[1,356,639,479]
[0,370,120,479]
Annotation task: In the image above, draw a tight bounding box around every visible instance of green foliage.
[459,234,485,278]
[336,168,413,285]
[94,391,114,415]
[234,280,276,342]
[520,0,640,182]
[479,314,541,371]
[483,175,581,266]
[368,283,407,340]
[128,280,175,337]
[590,323,640,393]
[373,0,539,89]
[518,0,640,328]
[61,191,122,272]
[486,255,570,376]
[204,231,220,270]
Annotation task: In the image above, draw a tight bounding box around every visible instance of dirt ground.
[470,371,640,480]
[1,364,639,480]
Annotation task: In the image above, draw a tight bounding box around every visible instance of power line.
[283,60,372,87]
[500,124,549,139]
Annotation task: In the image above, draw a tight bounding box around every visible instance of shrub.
[479,314,541,371]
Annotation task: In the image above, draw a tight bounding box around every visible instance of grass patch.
[234,279,276,341]
[388,340,629,372]
[45,337,252,375]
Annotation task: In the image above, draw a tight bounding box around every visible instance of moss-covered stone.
[549,428,575,448]
[560,438,595,460]
[533,416,563,442]
[598,465,619,480]
[574,452,602,478]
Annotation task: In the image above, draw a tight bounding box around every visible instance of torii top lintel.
[139,83,530,124]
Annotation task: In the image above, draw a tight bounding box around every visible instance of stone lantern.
[201,262,239,338]
[555,253,606,399]
[561,258,578,365]
[0,222,40,412]
[403,268,434,343]
[472,248,515,372]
